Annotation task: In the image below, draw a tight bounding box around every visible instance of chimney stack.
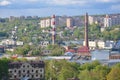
[85,13,89,48]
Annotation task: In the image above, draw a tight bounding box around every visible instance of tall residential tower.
[52,15,56,45]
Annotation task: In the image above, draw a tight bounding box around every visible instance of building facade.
[104,14,120,27]
[8,61,45,80]
[46,19,51,27]
[88,16,104,25]
[40,19,48,28]
[66,17,74,28]
[40,17,59,28]
[83,40,115,49]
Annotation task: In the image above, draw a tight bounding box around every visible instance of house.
[77,46,91,60]
[40,41,50,48]
[83,41,97,50]
[8,61,45,80]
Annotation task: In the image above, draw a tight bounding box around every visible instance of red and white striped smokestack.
[52,14,56,45]
[85,13,89,48]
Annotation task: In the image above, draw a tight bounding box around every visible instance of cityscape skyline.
[0,0,120,17]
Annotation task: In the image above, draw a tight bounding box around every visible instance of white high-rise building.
[88,16,104,25]
[40,20,46,28]
[46,19,51,27]
[66,17,74,28]
[104,14,120,27]
[40,19,51,28]
[104,15,112,27]
[40,17,59,28]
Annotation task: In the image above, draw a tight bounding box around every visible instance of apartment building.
[8,61,45,80]
[88,16,104,25]
[104,14,120,27]
[83,40,115,49]
[40,16,59,28]
[66,17,74,28]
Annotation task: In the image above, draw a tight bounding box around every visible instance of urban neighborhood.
[0,0,120,80]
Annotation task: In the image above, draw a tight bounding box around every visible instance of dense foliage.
[47,44,65,56]
[0,58,10,80]
[13,44,42,56]
[0,18,120,43]
[88,24,120,41]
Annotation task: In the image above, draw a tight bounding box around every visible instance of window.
[14,70,16,73]
[23,65,25,68]
[23,70,25,73]
[9,71,12,73]
[27,70,30,73]
[40,69,42,72]
[27,65,29,68]
[40,74,42,78]
[9,75,12,78]
[36,70,38,73]
[14,75,16,78]
[27,75,29,77]
[23,75,25,77]
[18,70,21,73]
[36,75,38,77]
[32,75,34,78]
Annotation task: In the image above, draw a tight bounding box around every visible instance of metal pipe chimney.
[85,13,89,48]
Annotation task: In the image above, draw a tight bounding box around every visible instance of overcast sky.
[0,0,120,17]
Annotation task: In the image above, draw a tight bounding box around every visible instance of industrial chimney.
[85,13,89,48]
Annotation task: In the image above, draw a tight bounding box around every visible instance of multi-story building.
[83,41,97,50]
[9,16,16,21]
[104,15,112,27]
[45,19,51,27]
[83,40,115,49]
[104,14,120,27]
[58,16,67,27]
[40,16,59,28]
[40,16,83,28]
[66,17,74,28]
[88,16,104,25]
[40,19,47,28]
[89,16,96,25]
[8,61,45,80]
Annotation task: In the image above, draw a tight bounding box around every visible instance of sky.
[0,0,120,17]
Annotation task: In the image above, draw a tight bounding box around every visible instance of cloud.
[26,0,39,2]
[22,0,88,5]
[95,0,120,3]
[46,0,88,5]
[111,4,120,10]
[0,0,11,6]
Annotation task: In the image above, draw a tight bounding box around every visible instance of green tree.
[0,58,10,80]
[107,64,120,80]
[45,60,79,80]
